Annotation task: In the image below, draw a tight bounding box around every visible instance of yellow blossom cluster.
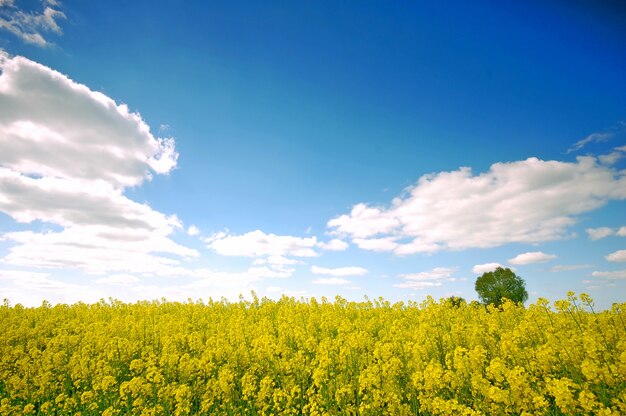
[0,292,624,415]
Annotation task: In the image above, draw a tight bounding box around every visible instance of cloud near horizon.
[393,267,458,290]
[311,265,368,277]
[328,156,626,255]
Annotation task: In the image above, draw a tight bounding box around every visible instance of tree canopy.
[475,267,528,307]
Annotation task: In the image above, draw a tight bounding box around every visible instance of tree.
[445,296,466,308]
[475,267,528,307]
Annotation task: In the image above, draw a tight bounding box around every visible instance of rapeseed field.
[1,292,624,415]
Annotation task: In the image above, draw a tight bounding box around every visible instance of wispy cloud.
[591,269,626,279]
[312,277,351,285]
[393,267,457,290]
[0,0,65,47]
[586,226,626,240]
[550,264,594,272]
[311,265,368,277]
[567,132,613,154]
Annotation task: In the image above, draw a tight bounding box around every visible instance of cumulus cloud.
[0,54,194,276]
[393,267,457,290]
[312,277,351,285]
[591,269,626,279]
[328,156,626,255]
[206,229,319,259]
[187,225,200,236]
[0,0,65,47]
[0,55,178,187]
[472,263,503,274]
[310,265,368,277]
[606,250,626,263]
[508,251,556,265]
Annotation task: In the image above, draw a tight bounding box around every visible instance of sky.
[0,0,625,308]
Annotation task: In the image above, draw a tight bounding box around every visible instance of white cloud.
[0,269,101,306]
[606,250,626,263]
[312,277,351,285]
[0,56,178,187]
[394,280,442,290]
[0,1,65,47]
[328,204,400,239]
[352,237,399,252]
[95,274,141,286]
[550,264,594,272]
[586,227,615,240]
[187,225,200,236]
[591,270,626,279]
[509,251,557,265]
[393,267,457,290]
[586,226,626,240]
[567,132,612,154]
[264,286,307,298]
[319,238,349,251]
[0,55,195,276]
[328,156,626,254]
[472,263,503,274]
[207,229,318,258]
[310,265,368,277]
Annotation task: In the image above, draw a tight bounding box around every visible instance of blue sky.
[0,0,625,307]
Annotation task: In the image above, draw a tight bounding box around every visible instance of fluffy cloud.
[606,250,626,263]
[393,267,457,290]
[311,265,368,277]
[591,270,626,279]
[472,263,503,274]
[508,251,556,265]
[312,277,351,285]
[328,156,626,255]
[207,230,319,259]
[0,54,195,276]
[0,55,177,187]
[0,0,65,47]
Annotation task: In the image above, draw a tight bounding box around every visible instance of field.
[1,293,625,415]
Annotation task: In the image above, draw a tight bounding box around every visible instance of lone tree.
[475,267,528,307]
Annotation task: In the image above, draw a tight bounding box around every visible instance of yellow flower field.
[1,293,624,415]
